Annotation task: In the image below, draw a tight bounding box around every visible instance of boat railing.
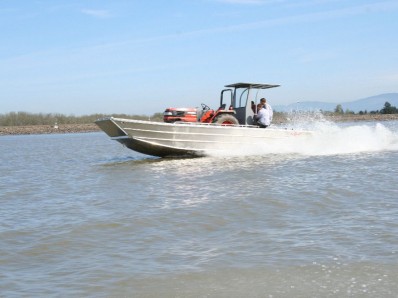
[106,117,260,129]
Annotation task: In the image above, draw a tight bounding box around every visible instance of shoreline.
[1,114,397,136]
[322,113,398,122]
[0,123,100,136]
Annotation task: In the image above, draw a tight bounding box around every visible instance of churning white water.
[213,116,398,157]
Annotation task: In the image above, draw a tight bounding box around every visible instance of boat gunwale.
[100,117,312,134]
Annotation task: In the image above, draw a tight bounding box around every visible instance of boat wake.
[301,121,398,156]
[209,118,398,157]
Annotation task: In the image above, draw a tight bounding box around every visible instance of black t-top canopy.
[225,83,280,89]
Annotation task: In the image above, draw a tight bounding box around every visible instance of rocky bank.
[0,123,100,136]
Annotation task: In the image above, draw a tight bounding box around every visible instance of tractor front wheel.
[213,114,239,126]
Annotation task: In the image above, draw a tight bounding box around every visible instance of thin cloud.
[206,1,398,32]
[81,9,112,18]
[68,0,398,54]
[4,1,396,68]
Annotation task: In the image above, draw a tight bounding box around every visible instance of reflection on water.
[1,122,398,297]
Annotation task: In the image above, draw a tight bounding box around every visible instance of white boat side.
[95,117,312,157]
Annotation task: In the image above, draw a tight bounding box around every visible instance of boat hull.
[95,117,311,157]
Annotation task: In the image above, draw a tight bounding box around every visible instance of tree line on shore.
[333,101,398,115]
[0,112,165,126]
[1,101,397,126]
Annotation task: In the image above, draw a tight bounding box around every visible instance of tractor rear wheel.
[213,114,239,125]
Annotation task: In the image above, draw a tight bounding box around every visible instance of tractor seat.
[197,108,204,121]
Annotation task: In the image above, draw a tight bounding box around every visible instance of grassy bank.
[323,113,398,122]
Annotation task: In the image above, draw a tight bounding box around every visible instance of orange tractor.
[163,103,239,125]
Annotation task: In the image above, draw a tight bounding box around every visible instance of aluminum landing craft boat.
[95,118,311,157]
[95,83,313,157]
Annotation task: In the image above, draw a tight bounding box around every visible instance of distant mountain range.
[273,93,398,113]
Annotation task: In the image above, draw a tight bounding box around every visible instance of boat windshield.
[235,88,249,108]
[234,88,261,108]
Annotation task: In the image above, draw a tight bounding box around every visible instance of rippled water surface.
[1,121,398,297]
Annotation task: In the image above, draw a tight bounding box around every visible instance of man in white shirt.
[260,98,273,123]
[255,104,270,128]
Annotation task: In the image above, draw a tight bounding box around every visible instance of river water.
[1,120,398,297]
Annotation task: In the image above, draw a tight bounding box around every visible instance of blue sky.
[1,0,398,115]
